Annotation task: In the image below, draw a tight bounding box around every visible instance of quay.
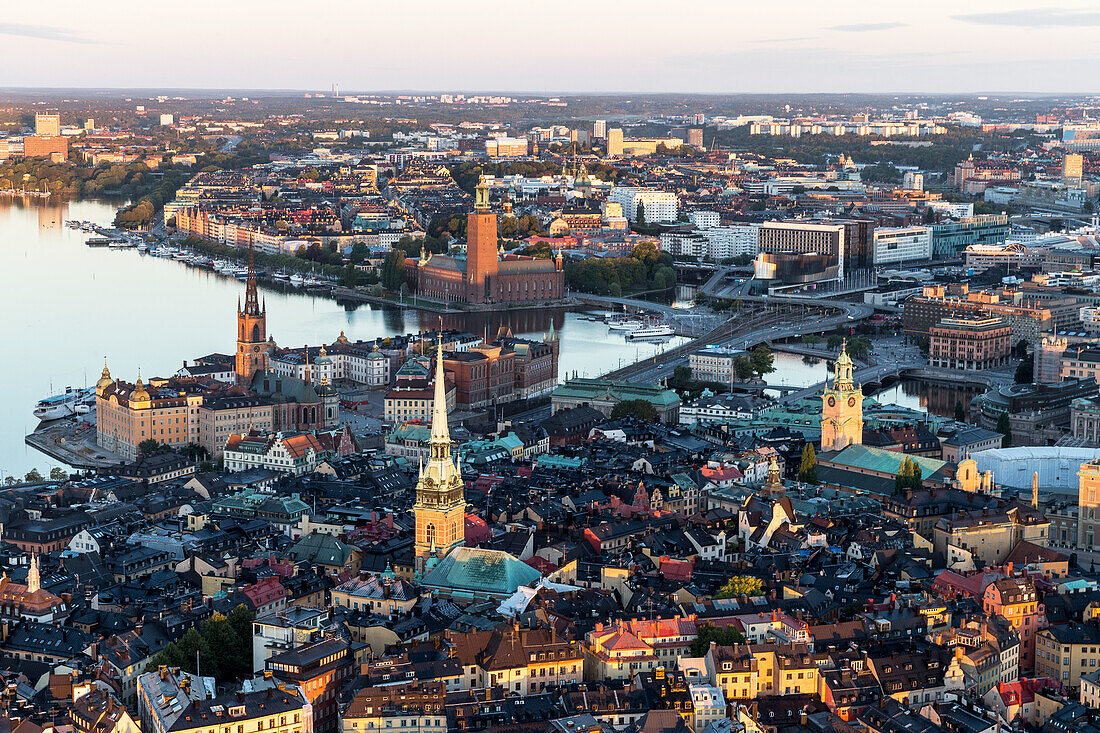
[24,413,124,470]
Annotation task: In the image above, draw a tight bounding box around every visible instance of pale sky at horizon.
[3,1,1100,94]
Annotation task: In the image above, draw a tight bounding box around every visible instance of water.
[1,199,688,477]
[765,352,985,421]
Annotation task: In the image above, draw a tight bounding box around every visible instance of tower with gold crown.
[414,337,467,575]
[820,339,863,452]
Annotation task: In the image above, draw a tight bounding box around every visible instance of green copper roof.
[421,547,541,598]
[552,378,681,407]
[825,444,948,477]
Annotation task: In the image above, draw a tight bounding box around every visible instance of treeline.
[115,169,191,228]
[564,242,676,297]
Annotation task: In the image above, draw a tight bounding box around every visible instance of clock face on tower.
[849,396,857,407]
[254,345,262,352]
[827,396,836,407]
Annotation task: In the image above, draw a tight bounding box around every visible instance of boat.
[304,275,326,287]
[627,324,675,339]
[136,243,149,253]
[289,273,305,287]
[86,237,111,247]
[33,387,95,421]
[273,270,291,282]
[608,319,644,331]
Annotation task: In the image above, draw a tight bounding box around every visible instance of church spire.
[430,336,450,448]
[27,554,40,594]
[243,241,260,316]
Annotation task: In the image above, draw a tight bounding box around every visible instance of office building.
[35,113,60,137]
[872,226,932,265]
[159,113,174,126]
[754,220,846,284]
[485,137,528,158]
[1064,153,1084,181]
[593,120,607,139]
[931,215,1009,259]
[609,186,678,224]
[606,128,623,157]
[902,171,924,191]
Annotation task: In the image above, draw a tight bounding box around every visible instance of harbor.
[0,199,686,477]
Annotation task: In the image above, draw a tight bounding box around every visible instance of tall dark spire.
[244,241,260,316]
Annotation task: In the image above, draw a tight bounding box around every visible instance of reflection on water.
[871,379,986,420]
[1,199,686,476]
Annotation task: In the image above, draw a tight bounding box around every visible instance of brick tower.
[465,179,498,303]
[235,242,269,385]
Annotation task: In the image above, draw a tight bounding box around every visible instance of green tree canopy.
[715,575,764,599]
[689,623,746,656]
[610,399,659,422]
[798,444,818,485]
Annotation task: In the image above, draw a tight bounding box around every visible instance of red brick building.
[413,181,565,304]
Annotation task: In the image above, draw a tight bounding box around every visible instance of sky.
[2,1,1099,94]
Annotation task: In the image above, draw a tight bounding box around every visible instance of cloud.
[953,8,1100,27]
[748,36,818,44]
[0,22,99,44]
[827,22,906,32]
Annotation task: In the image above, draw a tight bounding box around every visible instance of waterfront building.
[929,315,1012,371]
[820,340,863,452]
[412,180,564,304]
[689,345,747,384]
[754,220,847,285]
[96,371,203,462]
[973,378,1099,446]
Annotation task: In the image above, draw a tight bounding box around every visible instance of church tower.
[465,178,498,303]
[414,338,466,574]
[820,339,863,452]
[235,242,269,385]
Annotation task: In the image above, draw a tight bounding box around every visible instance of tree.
[997,412,1012,448]
[24,468,43,483]
[381,249,406,291]
[610,399,659,422]
[953,400,966,422]
[49,467,67,481]
[1015,354,1034,384]
[636,202,646,228]
[138,438,160,456]
[894,456,923,494]
[798,444,818,484]
[749,345,775,376]
[715,575,764,599]
[733,356,755,381]
[1013,339,1029,358]
[689,624,746,656]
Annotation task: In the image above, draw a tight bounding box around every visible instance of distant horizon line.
[0,86,1097,99]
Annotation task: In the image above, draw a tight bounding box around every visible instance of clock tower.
[821,339,863,452]
[235,242,269,385]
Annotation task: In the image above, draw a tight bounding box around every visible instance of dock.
[24,412,125,470]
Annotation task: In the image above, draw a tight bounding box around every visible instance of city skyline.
[3,1,1100,93]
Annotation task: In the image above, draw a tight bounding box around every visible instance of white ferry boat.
[33,387,95,421]
[608,319,644,331]
[627,324,675,339]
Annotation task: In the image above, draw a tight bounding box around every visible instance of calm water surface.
[2,199,690,477]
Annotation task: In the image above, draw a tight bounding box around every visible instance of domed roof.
[95,361,114,391]
[315,344,331,363]
[130,375,150,403]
